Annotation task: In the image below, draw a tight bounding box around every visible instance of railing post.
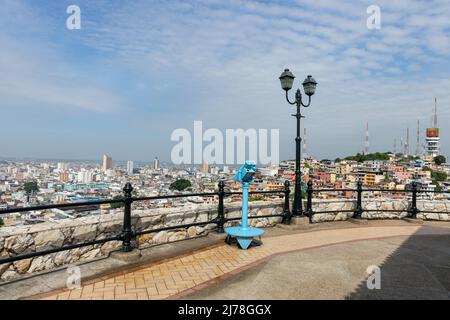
[409,181,418,218]
[282,180,291,224]
[122,182,134,252]
[354,180,363,219]
[306,180,313,218]
[217,180,225,233]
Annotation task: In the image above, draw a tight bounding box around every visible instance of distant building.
[153,157,160,170]
[77,169,94,183]
[59,172,70,182]
[127,161,134,175]
[426,128,440,158]
[210,166,219,175]
[62,182,109,191]
[359,172,374,186]
[426,98,440,158]
[57,162,68,171]
[102,154,112,171]
[202,160,209,173]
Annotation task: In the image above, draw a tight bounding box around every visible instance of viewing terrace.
[0,181,449,300]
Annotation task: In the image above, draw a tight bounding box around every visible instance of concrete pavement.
[19,221,450,300]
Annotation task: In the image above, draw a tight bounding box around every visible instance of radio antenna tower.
[434,97,438,127]
[416,120,421,156]
[394,138,397,154]
[364,121,369,155]
[405,127,410,156]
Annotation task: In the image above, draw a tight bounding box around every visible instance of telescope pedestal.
[225,226,264,250]
[224,162,263,250]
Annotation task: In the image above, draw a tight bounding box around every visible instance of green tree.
[335,158,341,163]
[249,195,264,202]
[110,195,125,209]
[434,155,446,165]
[0,217,4,227]
[344,152,390,163]
[434,182,443,192]
[23,181,39,194]
[431,171,447,182]
[170,179,192,191]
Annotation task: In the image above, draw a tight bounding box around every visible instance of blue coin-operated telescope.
[225,161,264,250]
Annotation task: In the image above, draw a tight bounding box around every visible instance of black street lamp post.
[279,69,317,219]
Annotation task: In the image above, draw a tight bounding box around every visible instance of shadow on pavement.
[346,227,450,300]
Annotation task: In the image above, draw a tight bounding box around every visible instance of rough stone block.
[34,229,64,250]
[72,224,97,242]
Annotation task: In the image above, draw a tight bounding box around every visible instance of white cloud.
[0,0,449,159]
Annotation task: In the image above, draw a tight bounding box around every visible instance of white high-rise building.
[77,169,94,183]
[102,154,112,171]
[57,162,68,171]
[153,157,160,170]
[210,166,219,175]
[127,161,134,175]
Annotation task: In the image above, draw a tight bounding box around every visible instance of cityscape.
[1,99,447,227]
[1,0,450,305]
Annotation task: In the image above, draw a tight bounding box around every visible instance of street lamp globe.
[279,69,295,91]
[302,75,317,96]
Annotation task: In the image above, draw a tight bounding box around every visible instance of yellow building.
[364,173,376,186]
[330,173,336,184]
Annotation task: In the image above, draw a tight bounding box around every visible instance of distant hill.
[341,152,392,163]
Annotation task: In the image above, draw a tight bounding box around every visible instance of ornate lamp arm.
[301,95,312,108]
[285,90,297,105]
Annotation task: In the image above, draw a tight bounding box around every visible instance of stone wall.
[0,200,283,281]
[1,198,449,281]
[417,201,450,221]
[310,199,450,222]
[310,199,355,223]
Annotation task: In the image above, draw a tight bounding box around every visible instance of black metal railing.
[0,179,449,265]
[305,180,450,221]
[0,181,288,265]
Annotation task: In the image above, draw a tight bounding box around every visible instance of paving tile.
[35,225,428,300]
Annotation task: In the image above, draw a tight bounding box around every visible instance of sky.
[0,0,449,164]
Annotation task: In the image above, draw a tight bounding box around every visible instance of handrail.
[0,180,448,267]
[0,199,123,215]
[0,183,288,265]
[305,181,449,220]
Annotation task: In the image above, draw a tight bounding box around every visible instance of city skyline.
[0,1,449,162]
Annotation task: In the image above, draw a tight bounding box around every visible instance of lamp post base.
[290,216,310,226]
[110,249,141,262]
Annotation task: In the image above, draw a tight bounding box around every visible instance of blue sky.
[0,0,449,163]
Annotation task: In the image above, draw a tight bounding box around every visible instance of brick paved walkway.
[33,225,429,300]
